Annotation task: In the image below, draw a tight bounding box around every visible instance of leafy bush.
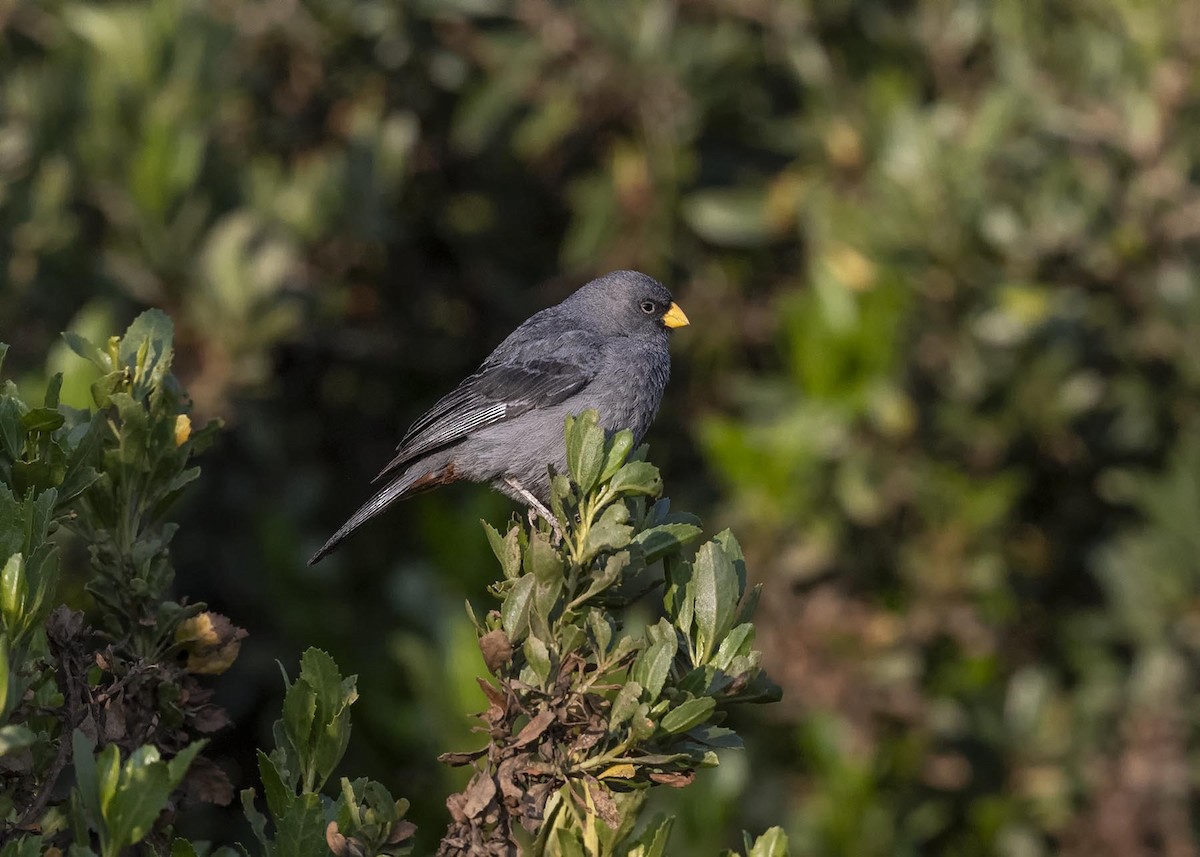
[0,314,413,854]
[0,313,782,854]
[439,409,778,854]
[8,0,1200,853]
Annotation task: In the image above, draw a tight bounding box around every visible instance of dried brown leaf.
[181,756,234,806]
[190,703,230,733]
[102,700,126,742]
[460,773,498,819]
[479,629,514,674]
[445,792,468,824]
[46,606,83,641]
[438,747,488,767]
[648,770,695,788]
[585,776,620,827]
[497,755,525,801]
[512,709,555,749]
[387,819,418,844]
[326,821,367,857]
[572,728,604,752]
[476,676,508,724]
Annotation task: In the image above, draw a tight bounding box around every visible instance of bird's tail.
[307,460,455,565]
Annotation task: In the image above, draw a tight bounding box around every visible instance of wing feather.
[375,330,597,479]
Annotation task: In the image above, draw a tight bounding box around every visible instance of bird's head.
[565,270,690,337]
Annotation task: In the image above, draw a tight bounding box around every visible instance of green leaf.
[687,724,744,750]
[511,820,537,855]
[634,523,703,564]
[112,393,148,465]
[713,529,748,599]
[571,550,630,606]
[677,665,718,697]
[275,791,328,857]
[533,574,563,629]
[587,609,613,655]
[524,635,551,685]
[565,409,605,494]
[632,620,677,699]
[0,633,8,718]
[610,680,643,729]
[626,814,675,857]
[118,309,174,379]
[21,407,65,434]
[338,776,363,828]
[105,747,178,849]
[73,730,100,823]
[0,396,25,460]
[165,740,205,787]
[736,583,762,627]
[313,692,354,789]
[712,624,755,672]
[599,429,635,484]
[629,707,655,741]
[550,473,572,524]
[582,503,633,562]
[90,370,125,408]
[0,343,6,376]
[282,675,316,761]
[558,622,585,657]
[96,742,122,820]
[0,492,21,569]
[29,487,56,547]
[44,373,63,410]
[58,415,103,504]
[525,531,563,583]
[692,541,739,664]
[483,521,522,580]
[241,788,271,851]
[746,826,789,857]
[553,828,587,857]
[170,840,200,857]
[664,555,695,635]
[299,648,343,738]
[1,553,25,630]
[63,332,111,370]
[501,574,537,641]
[258,749,293,819]
[606,461,662,498]
[660,697,716,734]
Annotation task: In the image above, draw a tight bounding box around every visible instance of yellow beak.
[661,302,690,329]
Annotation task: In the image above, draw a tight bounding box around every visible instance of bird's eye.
[640,300,657,314]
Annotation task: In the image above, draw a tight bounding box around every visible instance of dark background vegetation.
[4,0,1200,853]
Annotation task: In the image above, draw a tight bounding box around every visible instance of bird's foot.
[505,478,564,543]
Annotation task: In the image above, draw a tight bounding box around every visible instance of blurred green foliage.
[5,0,1200,853]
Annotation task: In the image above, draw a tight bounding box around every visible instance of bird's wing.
[376,328,598,478]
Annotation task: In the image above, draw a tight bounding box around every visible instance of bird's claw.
[507,478,564,544]
[527,506,564,544]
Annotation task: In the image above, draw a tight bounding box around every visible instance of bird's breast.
[594,337,670,442]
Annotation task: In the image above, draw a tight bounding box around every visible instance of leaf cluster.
[441,410,780,855]
[241,648,415,857]
[0,315,238,850]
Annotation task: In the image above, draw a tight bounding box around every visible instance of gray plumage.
[308,270,687,564]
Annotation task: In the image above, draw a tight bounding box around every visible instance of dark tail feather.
[307,462,454,565]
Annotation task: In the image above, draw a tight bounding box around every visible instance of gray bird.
[308,270,689,564]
